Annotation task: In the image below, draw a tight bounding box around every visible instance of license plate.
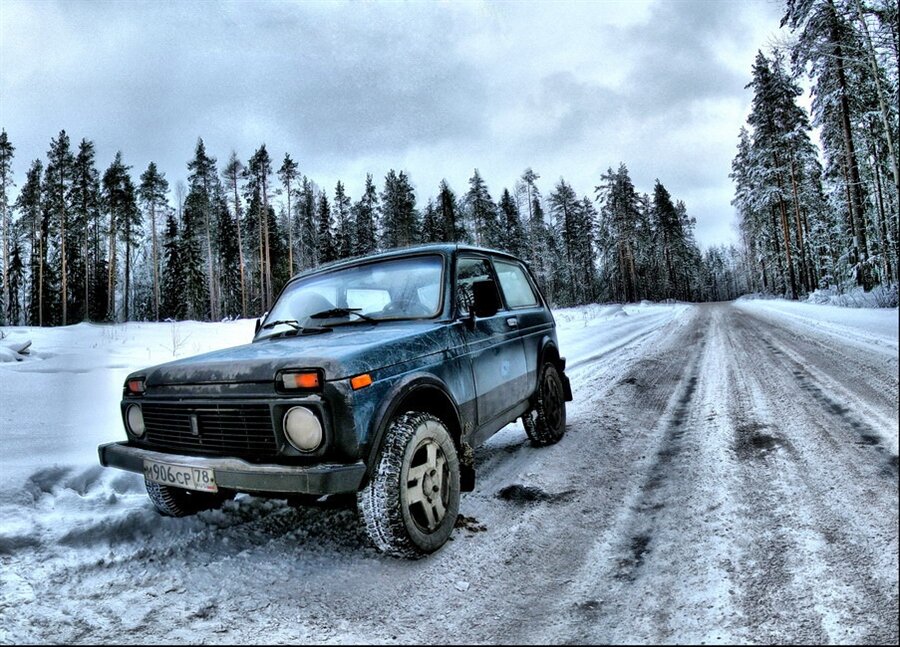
[143,460,218,493]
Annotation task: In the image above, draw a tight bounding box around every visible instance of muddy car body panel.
[98,244,571,555]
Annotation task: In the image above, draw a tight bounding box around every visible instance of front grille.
[141,402,277,457]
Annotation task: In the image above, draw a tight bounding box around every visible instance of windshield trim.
[255,252,447,339]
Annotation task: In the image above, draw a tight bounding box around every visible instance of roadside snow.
[0,320,256,491]
[734,298,898,353]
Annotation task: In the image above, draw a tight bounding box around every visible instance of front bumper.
[98,442,366,495]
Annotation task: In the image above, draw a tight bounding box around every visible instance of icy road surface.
[0,302,897,644]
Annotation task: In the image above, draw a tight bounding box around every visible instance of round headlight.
[126,404,145,437]
[283,407,323,452]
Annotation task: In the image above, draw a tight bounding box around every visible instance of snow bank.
[0,319,257,491]
[734,298,898,353]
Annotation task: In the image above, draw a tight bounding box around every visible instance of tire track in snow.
[723,307,898,645]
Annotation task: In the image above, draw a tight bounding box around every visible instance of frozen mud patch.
[495,484,575,504]
[733,423,791,461]
[615,533,652,582]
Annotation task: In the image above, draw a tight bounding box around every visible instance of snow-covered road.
[0,302,897,644]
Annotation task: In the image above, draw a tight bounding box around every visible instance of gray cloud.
[0,0,782,247]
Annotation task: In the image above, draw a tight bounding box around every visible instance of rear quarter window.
[494,259,539,308]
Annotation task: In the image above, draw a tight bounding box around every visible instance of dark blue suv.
[99,244,572,556]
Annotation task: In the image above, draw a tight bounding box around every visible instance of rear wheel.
[357,412,461,558]
[144,479,235,517]
[523,362,567,446]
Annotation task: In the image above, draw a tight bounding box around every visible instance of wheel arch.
[364,374,464,482]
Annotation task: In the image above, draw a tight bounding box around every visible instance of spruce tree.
[0,130,14,325]
[44,130,74,324]
[352,174,379,256]
[138,162,169,321]
[317,192,335,263]
[333,181,353,259]
[70,140,102,321]
[277,153,299,274]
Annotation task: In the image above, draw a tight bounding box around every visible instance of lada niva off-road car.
[98,244,572,556]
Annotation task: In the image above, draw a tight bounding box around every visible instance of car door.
[491,257,553,396]
[455,255,530,428]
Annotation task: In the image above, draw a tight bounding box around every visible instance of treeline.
[731,0,898,298]
[0,128,740,326]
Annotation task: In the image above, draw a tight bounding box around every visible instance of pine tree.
[247,145,274,308]
[298,177,319,269]
[380,170,418,249]
[138,162,169,320]
[102,152,140,321]
[595,164,643,302]
[438,179,465,242]
[15,160,45,324]
[316,192,336,263]
[160,211,185,320]
[0,130,14,325]
[498,188,525,258]
[465,169,500,247]
[352,174,379,256]
[333,181,353,259]
[187,139,221,318]
[70,140,102,321]
[278,153,299,274]
[7,239,23,325]
[222,152,248,317]
[421,199,441,243]
[44,130,74,324]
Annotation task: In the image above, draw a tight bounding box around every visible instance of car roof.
[287,243,525,283]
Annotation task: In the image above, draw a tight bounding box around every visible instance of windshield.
[257,255,444,338]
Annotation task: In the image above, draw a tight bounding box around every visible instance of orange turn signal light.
[127,379,145,394]
[350,374,373,390]
[282,371,321,390]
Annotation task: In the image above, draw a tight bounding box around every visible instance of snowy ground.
[0,301,896,644]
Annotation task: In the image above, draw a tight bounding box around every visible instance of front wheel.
[523,362,567,446]
[357,412,461,558]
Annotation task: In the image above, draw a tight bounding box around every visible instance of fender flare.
[363,373,465,481]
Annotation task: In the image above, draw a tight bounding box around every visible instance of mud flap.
[460,441,475,492]
[558,356,573,402]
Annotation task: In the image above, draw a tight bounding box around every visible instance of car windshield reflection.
[257,255,444,338]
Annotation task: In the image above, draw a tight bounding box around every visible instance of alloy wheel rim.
[405,437,450,533]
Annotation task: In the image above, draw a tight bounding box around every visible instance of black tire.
[523,362,567,446]
[144,479,235,517]
[357,412,461,558]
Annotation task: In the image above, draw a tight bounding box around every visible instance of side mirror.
[472,280,500,318]
[254,311,268,335]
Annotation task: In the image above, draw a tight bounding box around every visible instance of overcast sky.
[1,0,785,247]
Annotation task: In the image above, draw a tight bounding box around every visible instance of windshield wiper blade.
[260,319,332,336]
[261,319,300,330]
[308,307,378,323]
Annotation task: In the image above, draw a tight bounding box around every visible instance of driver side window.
[456,257,493,315]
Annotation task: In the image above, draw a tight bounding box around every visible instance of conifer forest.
[0,0,897,327]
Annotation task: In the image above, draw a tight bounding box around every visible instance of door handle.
[506,317,518,328]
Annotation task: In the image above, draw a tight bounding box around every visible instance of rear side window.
[494,260,539,308]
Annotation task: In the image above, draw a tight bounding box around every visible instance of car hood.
[141,321,454,386]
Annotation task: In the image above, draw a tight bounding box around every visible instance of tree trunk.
[151,203,159,321]
[829,1,872,288]
[108,213,116,321]
[61,204,67,325]
[788,159,810,292]
[231,176,247,318]
[124,230,130,321]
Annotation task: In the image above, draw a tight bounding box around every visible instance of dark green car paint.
[98,244,572,495]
